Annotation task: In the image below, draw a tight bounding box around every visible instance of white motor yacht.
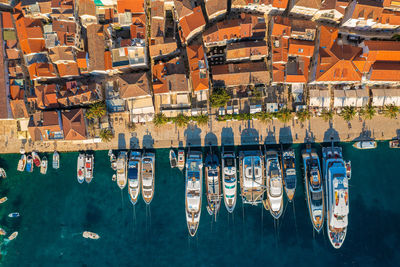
[265,150,283,219]
[221,148,237,213]
[185,151,202,237]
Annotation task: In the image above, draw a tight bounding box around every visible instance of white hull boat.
[265,150,283,219]
[77,153,85,183]
[128,151,141,205]
[53,151,60,169]
[40,156,48,175]
[221,149,237,213]
[116,151,127,189]
[142,152,155,204]
[185,151,202,236]
[85,154,94,183]
[17,154,26,172]
[177,149,185,171]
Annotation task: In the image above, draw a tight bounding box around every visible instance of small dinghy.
[26,155,33,172]
[0,228,6,235]
[17,154,26,172]
[32,151,41,167]
[112,174,116,182]
[53,151,60,169]
[169,149,177,168]
[40,156,48,175]
[345,160,351,180]
[8,212,20,218]
[0,168,6,179]
[83,231,100,239]
[0,197,8,204]
[7,231,18,241]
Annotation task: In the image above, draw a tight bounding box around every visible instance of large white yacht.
[128,151,141,205]
[116,151,127,190]
[185,150,203,237]
[323,145,349,249]
[141,152,155,204]
[205,149,221,219]
[239,150,264,205]
[265,150,283,219]
[302,145,324,232]
[221,148,237,213]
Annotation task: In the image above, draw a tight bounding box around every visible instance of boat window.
[224,158,234,167]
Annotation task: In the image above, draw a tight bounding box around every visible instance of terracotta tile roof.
[288,39,315,57]
[2,12,13,28]
[364,40,400,61]
[56,62,79,77]
[152,57,188,94]
[20,39,45,55]
[131,14,145,39]
[179,6,205,43]
[117,0,144,14]
[292,0,321,9]
[272,63,285,83]
[174,0,195,20]
[76,51,88,73]
[226,41,268,61]
[6,48,20,59]
[149,41,178,58]
[370,61,400,81]
[117,72,151,99]
[205,0,227,19]
[28,62,57,80]
[87,24,106,72]
[77,0,96,16]
[351,1,383,20]
[211,62,269,87]
[49,46,74,62]
[150,0,165,41]
[62,109,86,140]
[10,99,29,119]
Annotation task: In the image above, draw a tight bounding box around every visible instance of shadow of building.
[184,124,202,147]
[278,126,293,144]
[118,133,126,150]
[221,127,234,145]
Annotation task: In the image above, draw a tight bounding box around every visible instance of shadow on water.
[323,122,340,142]
[184,124,202,147]
[221,127,234,145]
[142,131,154,149]
[205,132,218,146]
[118,133,126,150]
[278,126,293,144]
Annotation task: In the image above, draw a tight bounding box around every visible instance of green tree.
[99,128,114,142]
[86,101,107,120]
[341,106,356,122]
[153,113,168,127]
[359,105,375,120]
[296,109,311,123]
[276,108,293,123]
[210,88,230,108]
[384,104,399,119]
[321,108,333,122]
[254,112,273,124]
[192,114,208,126]
[173,113,189,127]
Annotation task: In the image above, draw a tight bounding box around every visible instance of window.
[298,48,304,53]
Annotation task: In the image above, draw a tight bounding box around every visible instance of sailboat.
[32,151,41,167]
[169,149,177,168]
[205,148,221,218]
[185,150,202,236]
[77,153,85,183]
[40,156,48,175]
[0,168,6,179]
[323,144,349,249]
[85,154,94,183]
[177,149,185,171]
[17,154,26,172]
[116,151,127,189]
[128,151,141,205]
[265,149,283,219]
[239,150,264,205]
[53,151,60,169]
[302,145,324,232]
[221,148,237,213]
[141,152,155,204]
[282,149,297,201]
[26,154,33,172]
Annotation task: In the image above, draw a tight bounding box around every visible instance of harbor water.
[0,142,399,266]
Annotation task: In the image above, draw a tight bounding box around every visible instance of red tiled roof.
[62,109,87,140]
[117,0,144,14]
[179,6,205,43]
[2,12,13,29]
[57,62,80,77]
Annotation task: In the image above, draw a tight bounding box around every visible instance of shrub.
[210,88,230,108]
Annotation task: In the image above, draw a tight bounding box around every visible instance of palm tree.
[153,113,168,127]
[321,108,333,122]
[384,104,399,119]
[86,101,107,120]
[255,112,273,124]
[296,109,311,123]
[276,108,293,124]
[193,114,208,126]
[173,113,189,127]
[99,128,114,142]
[341,106,356,122]
[359,105,375,120]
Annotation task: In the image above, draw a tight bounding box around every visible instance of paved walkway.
[1,114,400,154]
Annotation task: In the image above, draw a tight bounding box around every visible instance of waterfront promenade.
[1,114,400,154]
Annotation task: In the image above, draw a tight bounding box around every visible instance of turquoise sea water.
[0,142,399,266]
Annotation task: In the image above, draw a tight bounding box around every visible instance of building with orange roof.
[289,0,322,17]
[205,0,227,21]
[1,12,13,29]
[202,13,266,47]
[50,0,75,21]
[56,62,80,78]
[10,99,29,119]
[28,62,57,80]
[20,0,52,20]
[152,57,191,115]
[61,109,87,140]
[231,0,289,14]
[226,41,268,62]
[313,26,364,84]
[186,44,209,100]
[178,6,206,43]
[314,0,350,23]
[28,110,64,141]
[117,0,144,14]
[77,0,97,28]
[87,24,108,74]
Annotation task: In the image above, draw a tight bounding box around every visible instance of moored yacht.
[302,145,324,232]
[177,149,185,171]
[116,151,127,190]
[141,152,155,204]
[185,150,202,236]
[221,148,237,213]
[77,153,85,183]
[205,148,221,218]
[85,154,94,183]
[265,149,283,219]
[17,154,26,172]
[53,151,60,169]
[239,150,264,205]
[32,151,41,167]
[323,145,349,249]
[40,156,48,175]
[26,154,33,173]
[169,149,177,168]
[128,151,141,205]
[282,149,297,201]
